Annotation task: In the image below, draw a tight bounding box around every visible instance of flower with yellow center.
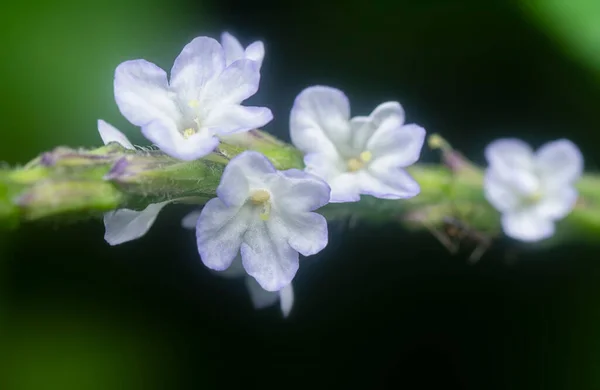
[196,151,331,292]
[114,36,273,161]
[290,85,426,203]
[484,138,583,242]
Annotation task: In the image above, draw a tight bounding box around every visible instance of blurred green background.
[2,0,600,388]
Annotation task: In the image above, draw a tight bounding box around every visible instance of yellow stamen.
[347,150,373,172]
[250,189,270,204]
[183,128,196,139]
[188,99,200,108]
[250,189,271,220]
[347,158,363,172]
[359,150,372,163]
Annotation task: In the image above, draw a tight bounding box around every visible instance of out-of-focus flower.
[114,36,272,161]
[484,138,583,242]
[290,86,425,202]
[195,151,330,291]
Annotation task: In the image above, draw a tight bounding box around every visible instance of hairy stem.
[1,131,600,252]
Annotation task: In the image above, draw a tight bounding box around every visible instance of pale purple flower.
[289,86,425,203]
[114,36,273,161]
[98,120,171,245]
[196,151,330,291]
[484,138,583,242]
[181,222,294,317]
[220,32,265,70]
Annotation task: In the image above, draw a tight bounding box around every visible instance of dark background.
[2,0,600,388]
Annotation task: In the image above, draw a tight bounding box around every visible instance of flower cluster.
[97,31,584,316]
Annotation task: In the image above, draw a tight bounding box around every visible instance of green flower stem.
[1,131,600,250]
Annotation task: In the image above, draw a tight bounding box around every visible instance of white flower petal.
[114,60,181,126]
[216,150,275,206]
[370,101,406,126]
[103,200,171,245]
[484,138,534,178]
[349,117,373,152]
[534,187,578,220]
[244,275,280,309]
[196,198,251,271]
[245,41,265,69]
[273,169,331,212]
[170,36,225,99]
[501,209,555,242]
[181,210,201,230]
[142,119,219,161]
[202,59,261,105]
[483,168,522,212]
[328,172,361,203]
[203,105,273,135]
[98,120,134,150]
[279,284,294,318]
[274,211,329,256]
[220,32,245,65]
[536,139,583,188]
[290,85,350,158]
[240,221,299,292]
[303,152,345,184]
[358,168,420,199]
[367,123,426,168]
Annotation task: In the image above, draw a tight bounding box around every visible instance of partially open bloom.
[196,151,330,291]
[484,138,583,242]
[290,86,425,203]
[114,36,273,161]
[98,120,171,245]
[221,32,265,70]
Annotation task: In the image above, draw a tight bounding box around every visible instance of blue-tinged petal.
[501,209,555,242]
[274,169,331,212]
[103,200,172,245]
[369,101,405,127]
[142,119,219,161]
[290,85,351,158]
[349,116,373,153]
[245,41,265,70]
[220,32,245,65]
[114,60,180,126]
[216,151,275,207]
[276,211,329,256]
[535,139,583,188]
[484,138,534,178]
[534,187,578,220]
[170,36,225,99]
[196,198,251,271]
[358,168,420,199]
[303,152,345,184]
[98,120,134,150]
[244,275,279,309]
[202,59,261,105]
[483,168,521,212]
[279,284,294,318]
[240,221,299,292]
[328,172,361,203]
[203,105,273,135]
[368,123,426,169]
